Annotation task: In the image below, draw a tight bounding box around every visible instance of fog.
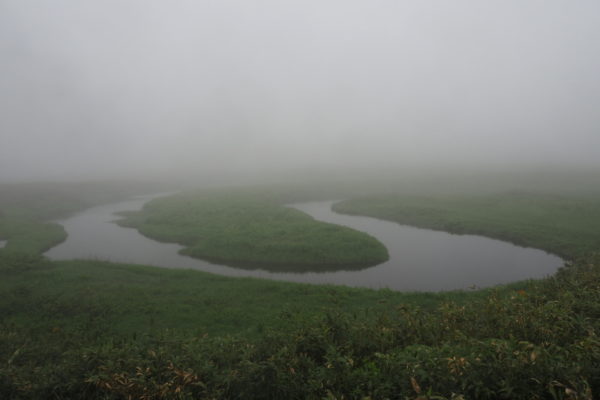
[1,1,599,183]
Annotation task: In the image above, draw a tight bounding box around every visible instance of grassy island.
[118,190,389,271]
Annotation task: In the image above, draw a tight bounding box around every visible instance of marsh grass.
[0,217,66,254]
[334,192,600,259]
[3,183,600,398]
[0,181,169,256]
[1,253,599,399]
[118,190,389,271]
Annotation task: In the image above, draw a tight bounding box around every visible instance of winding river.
[44,194,563,291]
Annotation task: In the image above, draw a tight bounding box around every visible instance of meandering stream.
[44,195,563,291]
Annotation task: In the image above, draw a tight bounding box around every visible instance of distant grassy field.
[0,218,66,254]
[0,181,169,255]
[334,192,600,259]
[118,190,389,271]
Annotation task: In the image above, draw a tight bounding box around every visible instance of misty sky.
[1,1,599,182]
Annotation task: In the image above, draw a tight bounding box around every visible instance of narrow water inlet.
[44,195,564,291]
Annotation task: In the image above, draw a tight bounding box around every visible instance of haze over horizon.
[1,1,599,183]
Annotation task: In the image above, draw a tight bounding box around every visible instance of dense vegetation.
[2,180,600,399]
[118,190,388,271]
[0,254,471,340]
[334,192,600,259]
[2,252,599,399]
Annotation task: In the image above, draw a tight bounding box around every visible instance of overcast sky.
[1,1,599,182]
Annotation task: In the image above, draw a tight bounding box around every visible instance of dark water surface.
[45,195,563,291]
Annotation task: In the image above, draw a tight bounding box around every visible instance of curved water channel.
[44,194,563,291]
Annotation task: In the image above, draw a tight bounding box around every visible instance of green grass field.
[2,251,599,399]
[0,181,170,255]
[0,254,486,340]
[2,180,600,398]
[118,190,389,271]
[0,217,66,254]
[334,192,600,259]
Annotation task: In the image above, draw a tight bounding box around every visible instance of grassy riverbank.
[118,190,388,271]
[334,192,600,259]
[0,181,169,255]
[0,218,66,254]
[0,254,483,340]
[2,251,599,399]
